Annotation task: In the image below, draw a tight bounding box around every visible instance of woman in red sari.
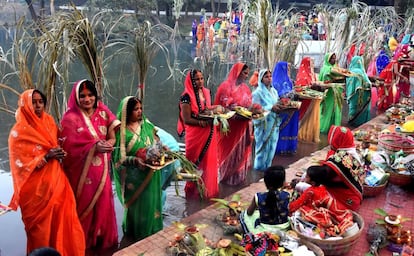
[8,89,85,255]
[289,165,354,237]
[378,44,411,112]
[295,57,322,143]
[323,125,365,211]
[177,69,223,200]
[214,62,252,185]
[60,80,120,251]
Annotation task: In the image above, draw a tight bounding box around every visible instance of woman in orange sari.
[60,80,120,251]
[295,57,322,143]
[8,89,85,255]
[214,62,253,185]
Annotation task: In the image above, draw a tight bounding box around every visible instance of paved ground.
[114,114,414,256]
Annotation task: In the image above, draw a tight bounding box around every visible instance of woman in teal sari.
[318,53,344,133]
[112,96,168,241]
[346,56,372,127]
[252,69,282,171]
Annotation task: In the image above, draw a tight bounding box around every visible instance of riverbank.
[115,114,414,256]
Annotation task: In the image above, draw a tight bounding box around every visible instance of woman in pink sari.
[177,69,223,200]
[60,80,120,251]
[214,62,253,185]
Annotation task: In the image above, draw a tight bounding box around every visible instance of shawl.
[8,89,58,210]
[272,61,293,97]
[177,70,212,136]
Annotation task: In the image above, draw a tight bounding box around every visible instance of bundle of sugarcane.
[166,151,206,199]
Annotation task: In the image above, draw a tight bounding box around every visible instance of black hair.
[242,64,249,72]
[264,165,286,217]
[126,97,141,123]
[261,70,271,82]
[190,69,204,112]
[306,165,327,186]
[29,247,61,256]
[33,89,47,106]
[78,80,98,108]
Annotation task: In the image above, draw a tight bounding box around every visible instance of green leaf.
[374,208,388,217]
[210,198,230,205]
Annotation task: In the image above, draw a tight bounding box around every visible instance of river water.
[0,26,336,254]
[0,27,259,254]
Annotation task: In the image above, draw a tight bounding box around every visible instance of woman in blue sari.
[272,61,299,154]
[252,69,282,171]
[346,56,372,127]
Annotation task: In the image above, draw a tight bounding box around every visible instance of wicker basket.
[378,133,414,154]
[387,171,412,186]
[363,181,388,197]
[292,212,364,256]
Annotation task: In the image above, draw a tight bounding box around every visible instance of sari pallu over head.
[346,56,372,125]
[295,57,317,120]
[112,96,156,205]
[60,79,119,218]
[214,62,252,185]
[214,62,252,108]
[272,61,293,98]
[177,70,219,198]
[177,70,212,137]
[252,69,281,171]
[318,52,335,82]
[8,89,59,210]
[324,125,364,210]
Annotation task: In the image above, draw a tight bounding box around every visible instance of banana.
[234,233,243,241]
[230,243,246,254]
[235,106,252,117]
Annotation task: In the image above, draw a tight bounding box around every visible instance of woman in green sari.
[318,53,344,133]
[346,56,372,127]
[112,96,165,241]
